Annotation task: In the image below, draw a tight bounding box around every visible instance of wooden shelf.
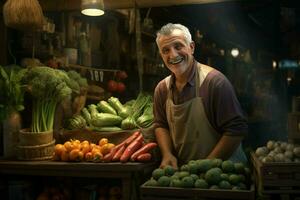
[67,64,121,72]
[86,95,104,101]
[0,159,157,200]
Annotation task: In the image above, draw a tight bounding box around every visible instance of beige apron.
[165,63,246,166]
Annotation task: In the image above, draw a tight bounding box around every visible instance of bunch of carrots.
[53,131,157,163]
[103,130,157,162]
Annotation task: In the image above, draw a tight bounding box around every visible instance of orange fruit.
[91,146,101,154]
[69,149,81,161]
[89,143,97,151]
[99,138,108,146]
[81,143,90,154]
[85,152,93,162]
[54,144,66,156]
[81,140,90,145]
[92,150,103,162]
[101,143,115,155]
[78,151,84,161]
[61,151,69,162]
[64,141,73,152]
[71,139,81,144]
[72,142,81,150]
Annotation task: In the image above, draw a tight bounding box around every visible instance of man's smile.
[168,56,184,65]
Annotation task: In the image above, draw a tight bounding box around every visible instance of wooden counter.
[0,159,158,200]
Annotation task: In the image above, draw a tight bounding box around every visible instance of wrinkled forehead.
[158,29,184,40]
[157,29,187,47]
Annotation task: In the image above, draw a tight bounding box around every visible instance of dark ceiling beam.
[39,0,240,11]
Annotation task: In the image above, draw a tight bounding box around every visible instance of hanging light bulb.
[81,0,105,16]
[231,48,239,58]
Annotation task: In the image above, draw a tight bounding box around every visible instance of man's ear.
[190,41,195,54]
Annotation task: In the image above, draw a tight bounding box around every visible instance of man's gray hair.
[156,23,192,45]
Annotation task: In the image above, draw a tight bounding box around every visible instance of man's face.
[157,29,195,77]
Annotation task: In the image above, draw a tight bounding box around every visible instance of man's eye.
[174,44,182,50]
[162,49,169,54]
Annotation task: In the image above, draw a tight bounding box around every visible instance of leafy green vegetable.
[66,70,88,88]
[91,113,123,127]
[97,100,117,115]
[81,107,91,125]
[88,104,99,118]
[136,103,154,128]
[0,65,27,121]
[121,93,151,129]
[66,114,86,130]
[22,66,73,132]
[108,97,130,118]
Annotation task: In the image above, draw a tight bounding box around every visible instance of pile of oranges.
[53,138,115,162]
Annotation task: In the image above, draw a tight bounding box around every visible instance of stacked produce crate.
[251,141,300,200]
[140,159,255,200]
[288,96,300,144]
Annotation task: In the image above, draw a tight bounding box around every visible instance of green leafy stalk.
[0,65,26,121]
[22,67,72,132]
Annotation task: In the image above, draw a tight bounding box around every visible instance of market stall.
[1,1,300,200]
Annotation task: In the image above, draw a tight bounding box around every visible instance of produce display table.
[140,183,255,200]
[0,159,157,200]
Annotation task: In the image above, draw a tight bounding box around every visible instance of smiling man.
[153,23,248,169]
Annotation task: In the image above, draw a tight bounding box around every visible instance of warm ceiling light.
[81,0,105,16]
[231,48,239,58]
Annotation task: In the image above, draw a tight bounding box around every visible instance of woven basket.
[17,140,55,161]
[19,129,53,146]
[3,0,44,31]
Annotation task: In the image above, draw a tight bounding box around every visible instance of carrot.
[123,131,141,146]
[102,146,118,162]
[103,131,140,162]
[136,153,152,162]
[112,145,126,161]
[130,142,157,161]
[120,134,144,163]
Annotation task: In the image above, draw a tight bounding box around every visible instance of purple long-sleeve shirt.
[153,60,248,137]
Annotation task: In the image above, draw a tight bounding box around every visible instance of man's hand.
[155,127,178,169]
[160,153,178,169]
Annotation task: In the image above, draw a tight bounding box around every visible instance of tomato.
[107,80,118,92]
[117,82,126,93]
[47,59,58,69]
[116,71,128,80]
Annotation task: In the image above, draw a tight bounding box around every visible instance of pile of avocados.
[144,158,251,190]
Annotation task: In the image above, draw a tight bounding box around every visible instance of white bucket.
[64,48,78,64]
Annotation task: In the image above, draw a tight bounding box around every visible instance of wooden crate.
[56,128,137,144]
[259,193,300,200]
[250,152,300,195]
[288,112,300,143]
[140,184,255,200]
